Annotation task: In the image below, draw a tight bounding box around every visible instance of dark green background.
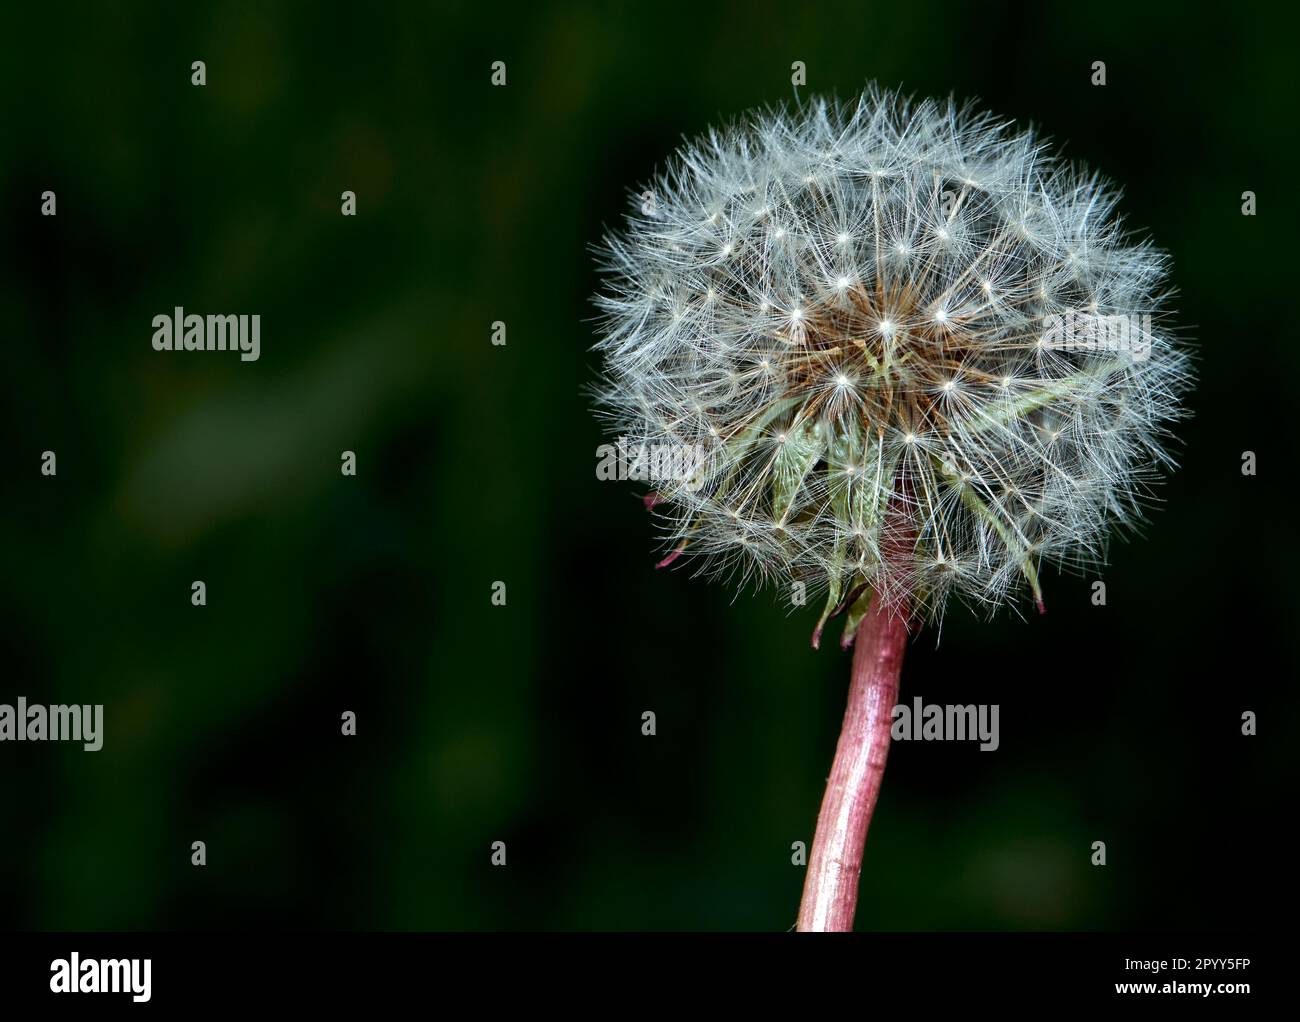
[2,1,1292,930]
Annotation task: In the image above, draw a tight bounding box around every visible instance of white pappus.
[591,86,1191,637]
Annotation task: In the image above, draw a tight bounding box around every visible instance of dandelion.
[590,86,1191,930]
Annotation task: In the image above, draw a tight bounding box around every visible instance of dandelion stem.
[797,591,909,931]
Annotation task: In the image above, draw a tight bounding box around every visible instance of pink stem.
[796,592,909,931]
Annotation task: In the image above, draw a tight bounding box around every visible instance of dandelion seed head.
[591,86,1192,622]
